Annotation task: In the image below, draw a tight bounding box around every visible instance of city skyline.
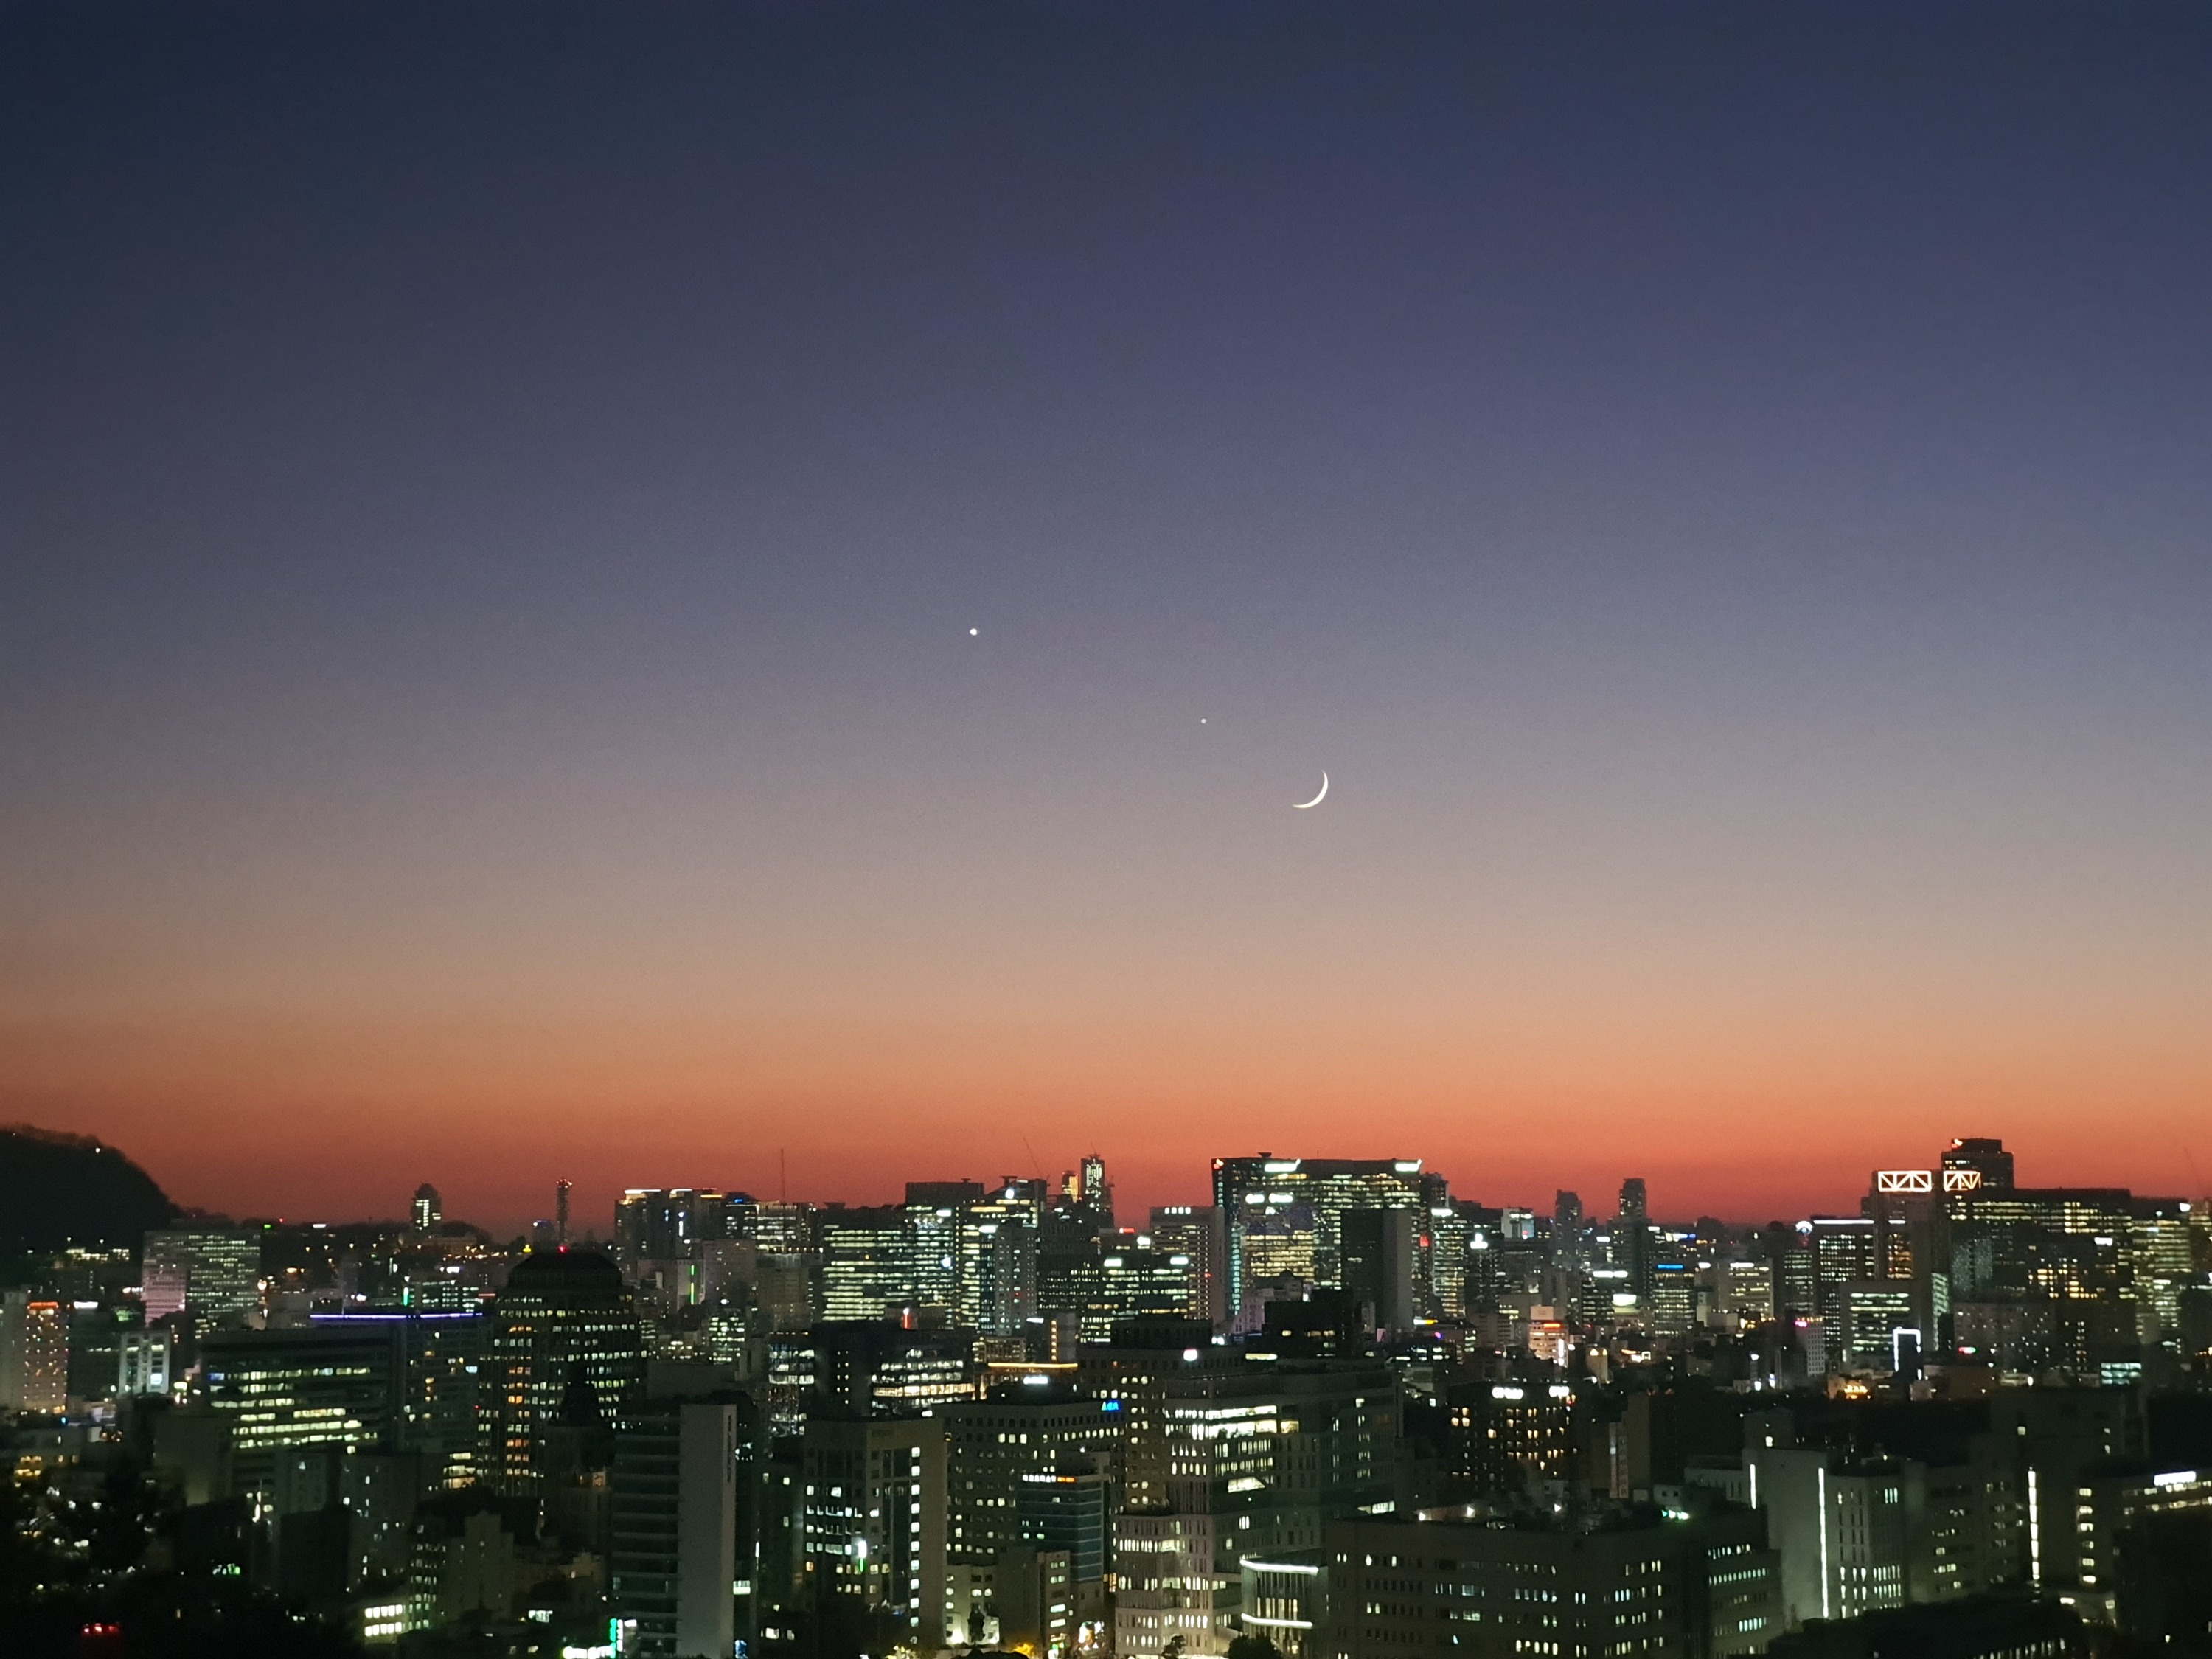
[85,1130,2202,1245]
[13,6,2212,1654]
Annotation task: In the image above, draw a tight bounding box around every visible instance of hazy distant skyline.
[7,4,2212,1232]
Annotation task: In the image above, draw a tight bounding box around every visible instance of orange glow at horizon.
[8,990,2208,1235]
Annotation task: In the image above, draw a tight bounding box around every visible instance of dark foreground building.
[1764,1591,2086,1659]
[1322,1509,1779,1659]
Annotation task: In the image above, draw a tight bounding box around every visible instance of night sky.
[7,3,2212,1231]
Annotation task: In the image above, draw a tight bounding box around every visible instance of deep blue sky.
[5,2,2212,1225]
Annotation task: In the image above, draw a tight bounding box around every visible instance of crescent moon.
[1293,772,1329,810]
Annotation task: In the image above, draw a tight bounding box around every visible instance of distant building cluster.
[6,1136,2212,1659]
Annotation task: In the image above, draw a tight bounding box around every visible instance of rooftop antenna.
[555,1178,571,1245]
[779,1147,787,1203]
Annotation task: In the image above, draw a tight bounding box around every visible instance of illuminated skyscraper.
[941,1391,1120,1572]
[1053,1245,1197,1343]
[484,1248,644,1492]
[1418,1201,1468,1321]
[1211,1157,1443,1326]
[1078,1153,1114,1229]
[141,1227,262,1333]
[800,1416,948,1649]
[1147,1206,1228,1328]
[1942,1138,2015,1193]
[1618,1178,1653,1306]
[728,1199,815,1253]
[116,1326,172,1398]
[1554,1189,1587,1273]
[614,1190,731,1270]
[1237,1201,1319,1329]
[199,1324,397,1498]
[311,1310,489,1487]
[1087,1337,1399,1655]
[1805,1215,1879,1324]
[0,1293,68,1413]
[819,1205,910,1321]
[1649,1253,1698,1336]
[900,1180,1039,1335]
[412,1184,442,1233]
[956,1189,1040,1335]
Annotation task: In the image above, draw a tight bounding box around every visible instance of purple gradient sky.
[4,3,2212,1232]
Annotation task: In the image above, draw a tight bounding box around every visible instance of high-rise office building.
[958,1191,1039,1336]
[1048,1244,1200,1344]
[1649,1253,1699,1336]
[1618,1176,1654,1306]
[1837,1281,1919,1369]
[117,1326,173,1398]
[940,1391,1121,1570]
[198,1325,400,1498]
[1717,1259,1775,1328]
[1046,1161,1115,1251]
[903,1181,985,1313]
[404,1493,535,1634]
[1418,1201,1468,1321]
[995,1545,1077,1659]
[55,1302,111,1401]
[49,1246,135,1306]
[615,1190,731,1271]
[904,1191,967,1312]
[1554,1189,1587,1273]
[730,1200,817,1255]
[819,1206,911,1322]
[1460,1217,1502,1319]
[1078,1155,1114,1230]
[1084,1336,1399,1655]
[1019,1465,1110,1599]
[1772,1221,1820,1318]
[1804,1215,1879,1324]
[310,1310,489,1486]
[1236,1202,1320,1329]
[1444,1377,1579,1498]
[1751,1444,1913,1627]
[1942,1138,2016,1193]
[484,1248,644,1492]
[765,1323,974,1432]
[899,1180,1039,1335]
[1324,1509,1779,1658]
[2056,1466,2212,1626]
[754,1253,822,1332]
[800,1416,948,1649]
[2130,1197,2196,1340]
[1212,1158,1444,1327]
[411,1184,442,1232]
[1945,1184,2149,1373]
[1147,1207,1228,1329]
[1718,1411,2034,1624]
[1339,1208,1416,1334]
[612,1399,742,1659]
[0,1293,68,1412]
[142,1227,262,1333]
